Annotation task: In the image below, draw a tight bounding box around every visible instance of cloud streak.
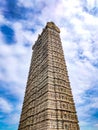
[0,97,13,113]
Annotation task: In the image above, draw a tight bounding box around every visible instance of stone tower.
[18,22,79,130]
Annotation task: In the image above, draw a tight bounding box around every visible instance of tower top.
[32,22,60,50]
[46,22,60,33]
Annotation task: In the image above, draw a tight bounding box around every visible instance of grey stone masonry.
[18,22,80,130]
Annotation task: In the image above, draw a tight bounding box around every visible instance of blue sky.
[0,0,98,130]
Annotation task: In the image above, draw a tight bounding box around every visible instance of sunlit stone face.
[18,22,80,130]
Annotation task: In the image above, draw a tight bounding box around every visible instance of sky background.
[0,0,98,130]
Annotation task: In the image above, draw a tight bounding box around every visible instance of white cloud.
[0,14,6,25]
[91,97,98,108]
[86,0,98,9]
[95,123,98,127]
[5,113,20,125]
[18,0,34,8]
[0,97,13,113]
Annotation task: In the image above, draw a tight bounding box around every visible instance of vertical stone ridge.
[18,22,80,130]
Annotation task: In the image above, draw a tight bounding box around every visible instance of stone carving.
[18,22,79,130]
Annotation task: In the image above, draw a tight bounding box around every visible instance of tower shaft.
[18,22,79,130]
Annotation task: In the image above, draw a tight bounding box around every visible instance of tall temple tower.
[18,22,79,130]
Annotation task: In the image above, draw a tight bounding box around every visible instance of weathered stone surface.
[18,22,80,130]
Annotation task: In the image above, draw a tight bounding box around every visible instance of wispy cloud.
[0,97,13,113]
